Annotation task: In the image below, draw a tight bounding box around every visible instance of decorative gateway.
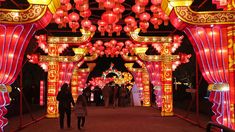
[161,0,235,129]
[0,0,61,130]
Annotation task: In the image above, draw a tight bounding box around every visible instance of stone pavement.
[5,106,208,132]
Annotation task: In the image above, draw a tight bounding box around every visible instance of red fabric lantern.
[68,12,80,21]
[74,0,84,4]
[103,0,115,9]
[77,3,89,11]
[80,9,91,18]
[139,12,151,21]
[114,25,122,36]
[101,11,118,24]
[89,25,97,32]
[151,0,161,5]
[139,21,149,32]
[124,16,135,24]
[69,22,80,32]
[136,0,149,6]
[98,26,106,36]
[132,4,145,15]
[150,16,159,29]
[81,19,92,29]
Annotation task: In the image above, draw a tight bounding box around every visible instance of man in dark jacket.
[56,83,75,129]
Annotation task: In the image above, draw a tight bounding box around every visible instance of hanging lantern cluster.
[79,39,142,57]
[127,0,169,33]
[150,0,169,29]
[124,16,138,34]
[53,0,72,28]
[53,0,96,32]
[97,0,125,36]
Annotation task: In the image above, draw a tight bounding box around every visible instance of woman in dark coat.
[56,83,75,129]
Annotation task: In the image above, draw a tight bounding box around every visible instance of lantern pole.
[19,71,23,128]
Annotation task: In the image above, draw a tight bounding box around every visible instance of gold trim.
[39,54,83,62]
[208,83,229,91]
[121,54,138,61]
[130,28,172,43]
[28,0,61,14]
[84,54,98,61]
[47,29,94,44]
[174,6,235,25]
[0,5,47,24]
[125,63,143,72]
[73,48,87,55]
[161,0,193,16]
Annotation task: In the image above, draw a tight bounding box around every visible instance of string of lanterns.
[52,0,169,34]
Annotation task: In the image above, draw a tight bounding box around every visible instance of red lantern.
[98,26,106,36]
[81,19,92,29]
[139,21,149,33]
[98,20,107,27]
[89,25,97,32]
[80,9,91,18]
[101,11,118,24]
[136,0,149,6]
[124,26,131,33]
[150,5,158,13]
[74,0,84,4]
[124,16,135,24]
[132,4,145,16]
[69,22,80,32]
[139,12,151,21]
[68,12,80,22]
[150,16,159,29]
[78,3,89,11]
[103,0,115,9]
[151,0,161,5]
[114,25,122,36]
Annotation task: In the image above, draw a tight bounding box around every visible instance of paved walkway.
[5,106,207,132]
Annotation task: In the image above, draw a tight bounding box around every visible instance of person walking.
[74,94,87,130]
[113,84,120,108]
[56,83,75,129]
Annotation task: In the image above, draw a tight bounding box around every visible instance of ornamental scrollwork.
[0,5,47,24]
[174,6,235,25]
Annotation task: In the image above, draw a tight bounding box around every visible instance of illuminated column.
[46,44,60,118]
[71,63,96,102]
[134,46,190,116]
[161,0,235,128]
[125,63,150,106]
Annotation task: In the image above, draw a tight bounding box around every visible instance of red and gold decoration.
[0,0,60,129]
[162,0,235,128]
[125,63,150,106]
[53,0,95,32]
[28,31,93,118]
[40,80,45,106]
[71,63,96,102]
[131,28,190,116]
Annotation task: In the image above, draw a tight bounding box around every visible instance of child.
[74,94,87,130]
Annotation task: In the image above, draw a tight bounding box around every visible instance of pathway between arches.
[7,106,206,132]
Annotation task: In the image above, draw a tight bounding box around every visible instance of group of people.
[82,82,131,108]
[56,82,132,130]
[56,83,87,130]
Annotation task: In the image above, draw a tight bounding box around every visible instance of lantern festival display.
[28,29,94,117]
[131,28,190,116]
[0,0,60,130]
[161,0,235,128]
